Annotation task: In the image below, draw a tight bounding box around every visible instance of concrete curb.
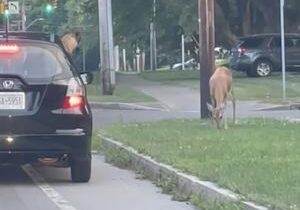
[100,135,269,210]
[116,71,140,75]
[255,103,300,111]
[90,102,165,111]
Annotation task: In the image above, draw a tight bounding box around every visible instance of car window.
[292,38,300,47]
[0,43,72,79]
[240,38,264,48]
[270,37,295,48]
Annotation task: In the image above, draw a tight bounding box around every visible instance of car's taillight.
[63,96,84,109]
[63,78,84,110]
[0,44,20,54]
[238,48,247,56]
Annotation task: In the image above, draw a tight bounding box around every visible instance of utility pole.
[199,0,215,119]
[181,34,185,71]
[98,0,115,95]
[150,0,157,71]
[21,0,26,31]
[280,0,286,101]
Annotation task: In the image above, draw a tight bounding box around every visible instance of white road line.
[21,164,77,210]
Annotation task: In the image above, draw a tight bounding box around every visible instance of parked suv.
[230,33,300,77]
[0,32,93,182]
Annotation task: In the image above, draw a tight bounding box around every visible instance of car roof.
[0,31,68,54]
[0,31,60,42]
[239,33,300,40]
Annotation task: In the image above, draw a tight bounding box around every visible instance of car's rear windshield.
[239,37,265,48]
[0,41,72,80]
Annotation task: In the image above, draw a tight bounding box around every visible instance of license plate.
[0,92,25,110]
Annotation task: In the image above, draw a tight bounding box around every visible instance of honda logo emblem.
[3,80,14,89]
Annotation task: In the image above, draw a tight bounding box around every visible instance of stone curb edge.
[90,102,165,111]
[255,103,300,111]
[99,135,269,210]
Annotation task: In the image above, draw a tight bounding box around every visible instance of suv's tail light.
[63,78,84,110]
[238,48,247,56]
[0,44,20,54]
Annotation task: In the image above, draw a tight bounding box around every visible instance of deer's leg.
[209,95,216,128]
[224,116,228,130]
[231,90,236,125]
[228,89,236,125]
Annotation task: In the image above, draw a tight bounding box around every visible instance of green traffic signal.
[46,4,53,13]
[4,9,9,18]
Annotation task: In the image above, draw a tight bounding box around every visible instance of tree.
[25,0,300,68]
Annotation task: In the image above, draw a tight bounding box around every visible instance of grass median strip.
[86,84,156,103]
[101,119,300,210]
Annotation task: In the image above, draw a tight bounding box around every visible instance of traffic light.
[4,3,9,19]
[46,4,53,14]
[4,8,9,18]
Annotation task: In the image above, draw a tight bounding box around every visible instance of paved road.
[0,155,196,210]
[0,106,198,210]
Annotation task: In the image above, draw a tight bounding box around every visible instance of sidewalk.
[116,74,300,121]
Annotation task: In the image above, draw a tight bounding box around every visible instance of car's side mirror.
[80,72,93,85]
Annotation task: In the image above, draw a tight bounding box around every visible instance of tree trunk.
[215,1,238,47]
[243,0,252,35]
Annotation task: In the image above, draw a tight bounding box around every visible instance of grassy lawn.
[141,70,200,81]
[140,70,300,104]
[85,71,156,103]
[86,84,156,103]
[101,119,300,210]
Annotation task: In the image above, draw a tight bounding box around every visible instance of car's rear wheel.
[248,59,272,77]
[71,156,91,183]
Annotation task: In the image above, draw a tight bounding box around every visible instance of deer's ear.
[206,103,214,112]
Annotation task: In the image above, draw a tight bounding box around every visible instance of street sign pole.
[280,0,286,101]
[21,0,26,31]
[199,0,215,119]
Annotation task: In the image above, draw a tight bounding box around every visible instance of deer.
[206,66,236,129]
[61,32,81,55]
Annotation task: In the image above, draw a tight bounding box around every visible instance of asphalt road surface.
[0,108,198,210]
[2,104,299,210]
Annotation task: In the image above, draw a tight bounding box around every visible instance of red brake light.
[63,96,84,109]
[238,48,246,56]
[63,78,85,110]
[0,44,19,54]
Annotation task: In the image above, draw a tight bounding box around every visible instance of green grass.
[140,70,200,81]
[86,84,156,103]
[140,70,300,104]
[234,73,300,103]
[102,119,300,210]
[85,72,156,103]
[92,132,101,151]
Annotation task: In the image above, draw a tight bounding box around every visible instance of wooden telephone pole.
[199,0,215,119]
[98,0,115,95]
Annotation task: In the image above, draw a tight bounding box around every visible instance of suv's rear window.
[0,42,72,79]
[240,38,264,48]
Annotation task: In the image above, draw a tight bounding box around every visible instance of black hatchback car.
[230,33,300,77]
[0,32,93,182]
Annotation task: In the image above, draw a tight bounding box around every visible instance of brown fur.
[207,66,236,129]
[61,32,81,55]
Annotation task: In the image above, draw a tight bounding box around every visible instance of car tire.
[249,59,273,77]
[71,156,91,183]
